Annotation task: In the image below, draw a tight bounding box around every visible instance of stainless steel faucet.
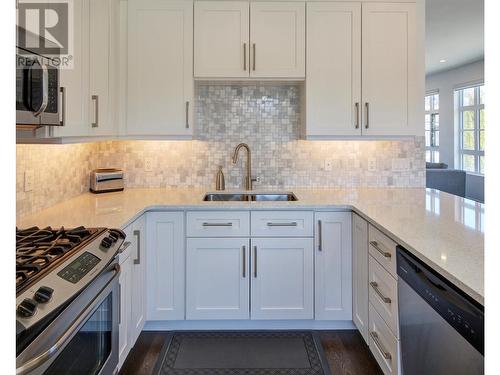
[232,143,256,190]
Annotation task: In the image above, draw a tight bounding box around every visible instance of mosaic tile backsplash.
[16,84,425,218]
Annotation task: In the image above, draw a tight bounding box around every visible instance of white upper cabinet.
[53,0,89,137]
[362,2,417,136]
[88,0,114,136]
[194,1,249,78]
[249,2,305,78]
[304,1,420,138]
[194,1,305,79]
[314,212,353,320]
[305,2,361,137]
[127,0,193,137]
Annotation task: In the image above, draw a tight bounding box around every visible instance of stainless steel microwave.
[16,43,63,127]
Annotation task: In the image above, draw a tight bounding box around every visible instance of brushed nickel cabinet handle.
[243,43,247,71]
[370,281,392,303]
[59,87,66,126]
[185,101,189,128]
[252,43,256,71]
[355,102,360,129]
[253,245,257,278]
[133,230,141,265]
[365,102,369,129]
[318,220,322,251]
[91,95,99,128]
[266,222,297,227]
[118,282,122,324]
[370,331,392,360]
[202,222,233,227]
[370,241,391,258]
[242,245,246,278]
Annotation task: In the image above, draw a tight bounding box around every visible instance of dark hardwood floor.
[119,330,383,375]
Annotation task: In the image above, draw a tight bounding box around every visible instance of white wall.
[425,59,484,202]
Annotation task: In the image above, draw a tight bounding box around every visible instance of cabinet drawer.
[369,255,399,338]
[251,211,313,237]
[369,303,399,375]
[369,225,397,278]
[187,211,250,237]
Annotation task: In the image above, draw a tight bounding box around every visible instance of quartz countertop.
[17,187,484,304]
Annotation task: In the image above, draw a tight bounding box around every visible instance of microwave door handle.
[32,64,49,118]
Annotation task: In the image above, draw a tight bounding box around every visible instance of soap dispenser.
[215,166,225,191]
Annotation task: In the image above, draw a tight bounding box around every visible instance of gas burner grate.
[16,226,100,293]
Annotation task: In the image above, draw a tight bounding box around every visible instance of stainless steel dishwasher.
[397,246,484,375]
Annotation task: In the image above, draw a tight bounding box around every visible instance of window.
[456,84,485,174]
[425,92,440,162]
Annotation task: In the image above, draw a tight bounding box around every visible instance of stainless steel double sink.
[203,192,297,202]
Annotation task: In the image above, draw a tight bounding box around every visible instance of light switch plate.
[24,170,34,192]
[368,158,377,172]
[324,160,333,171]
[145,157,153,172]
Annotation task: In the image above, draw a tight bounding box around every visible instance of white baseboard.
[143,320,356,331]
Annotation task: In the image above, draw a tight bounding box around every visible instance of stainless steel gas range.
[16,226,126,375]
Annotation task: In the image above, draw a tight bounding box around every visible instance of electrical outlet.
[24,170,34,192]
[368,158,377,172]
[324,159,333,171]
[145,157,153,172]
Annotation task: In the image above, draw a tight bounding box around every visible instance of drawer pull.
[370,281,392,303]
[318,220,322,251]
[202,222,233,227]
[370,331,392,360]
[266,222,297,227]
[370,241,391,258]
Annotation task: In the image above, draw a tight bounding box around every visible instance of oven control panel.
[57,252,101,284]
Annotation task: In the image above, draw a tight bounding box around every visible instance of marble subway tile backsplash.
[16,84,425,218]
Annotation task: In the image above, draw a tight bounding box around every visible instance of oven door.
[16,262,120,375]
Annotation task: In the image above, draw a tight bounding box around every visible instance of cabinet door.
[129,215,146,344]
[251,238,313,320]
[186,238,250,320]
[315,212,352,320]
[194,1,249,78]
[53,0,89,137]
[352,213,369,343]
[117,243,133,369]
[146,212,185,320]
[250,2,305,78]
[127,0,193,136]
[88,0,114,136]
[306,2,361,137]
[362,2,417,136]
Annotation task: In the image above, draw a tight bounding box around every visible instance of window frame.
[456,84,484,175]
[425,92,440,163]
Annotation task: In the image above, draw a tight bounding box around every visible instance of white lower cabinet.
[118,214,146,369]
[352,213,369,342]
[186,238,250,320]
[369,303,400,375]
[146,212,185,320]
[314,212,352,320]
[251,237,314,320]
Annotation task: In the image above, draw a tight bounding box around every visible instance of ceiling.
[426,0,484,75]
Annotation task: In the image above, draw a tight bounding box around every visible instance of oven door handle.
[16,263,120,375]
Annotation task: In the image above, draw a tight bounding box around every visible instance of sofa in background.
[426,162,466,198]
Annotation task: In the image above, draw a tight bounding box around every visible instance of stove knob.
[108,233,118,242]
[34,286,54,303]
[100,237,112,249]
[17,298,37,317]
